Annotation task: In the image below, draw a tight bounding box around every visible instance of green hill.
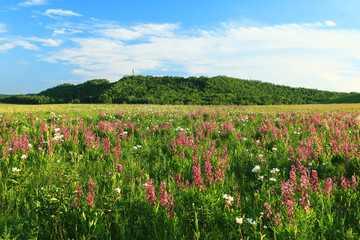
[322,93,360,104]
[0,94,11,99]
[0,75,351,105]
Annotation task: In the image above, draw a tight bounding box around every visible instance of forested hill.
[0,75,352,105]
[0,94,10,99]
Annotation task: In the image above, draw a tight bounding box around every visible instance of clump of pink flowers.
[143,178,156,205]
[86,178,95,206]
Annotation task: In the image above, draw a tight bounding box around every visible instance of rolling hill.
[0,75,354,105]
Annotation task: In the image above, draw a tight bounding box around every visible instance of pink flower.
[144,178,156,205]
[159,182,168,207]
[76,185,82,205]
[351,175,357,191]
[86,178,95,206]
[324,178,332,195]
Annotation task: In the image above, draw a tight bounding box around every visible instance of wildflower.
[351,175,357,191]
[159,182,168,207]
[324,178,332,195]
[70,203,77,210]
[76,185,82,204]
[236,217,243,224]
[114,188,121,194]
[247,218,256,225]
[12,167,21,172]
[133,146,138,150]
[86,178,95,206]
[144,179,156,205]
[272,147,277,151]
[258,176,264,181]
[168,193,175,219]
[269,177,277,182]
[252,165,260,173]
[115,163,122,173]
[223,194,234,204]
[270,168,280,174]
[21,154,27,159]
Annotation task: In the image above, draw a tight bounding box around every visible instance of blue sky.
[1,0,360,94]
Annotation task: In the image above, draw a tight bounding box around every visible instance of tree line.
[0,76,351,105]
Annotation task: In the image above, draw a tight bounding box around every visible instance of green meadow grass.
[1,103,360,239]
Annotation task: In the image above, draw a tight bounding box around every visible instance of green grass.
[0,104,360,239]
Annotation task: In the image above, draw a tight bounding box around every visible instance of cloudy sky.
[1,0,360,94]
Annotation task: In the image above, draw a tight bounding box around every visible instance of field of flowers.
[1,104,360,239]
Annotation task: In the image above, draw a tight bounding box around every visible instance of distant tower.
[132,68,134,75]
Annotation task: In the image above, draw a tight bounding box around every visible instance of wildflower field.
[1,103,360,239]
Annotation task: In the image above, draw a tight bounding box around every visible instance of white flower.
[12,167,21,172]
[133,146,138,150]
[54,128,61,132]
[272,147,277,151]
[269,177,277,182]
[21,154,27,159]
[270,168,280,174]
[114,188,121,194]
[222,194,234,204]
[236,217,243,224]
[252,165,260,173]
[247,218,256,225]
[258,176,264,180]
[137,145,142,148]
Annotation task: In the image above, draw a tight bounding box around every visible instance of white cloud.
[52,28,83,36]
[19,0,46,7]
[324,20,337,27]
[0,37,38,52]
[96,23,178,40]
[27,37,63,47]
[41,20,360,92]
[0,23,7,33]
[43,9,82,18]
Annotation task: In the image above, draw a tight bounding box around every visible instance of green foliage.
[0,76,350,105]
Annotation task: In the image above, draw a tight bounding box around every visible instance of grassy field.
[2,103,360,114]
[1,103,360,239]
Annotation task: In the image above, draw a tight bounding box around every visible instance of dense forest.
[0,94,10,99]
[0,75,354,105]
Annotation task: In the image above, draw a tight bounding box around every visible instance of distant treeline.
[0,76,355,105]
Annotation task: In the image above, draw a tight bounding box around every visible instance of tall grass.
[0,104,359,239]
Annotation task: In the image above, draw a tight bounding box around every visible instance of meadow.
[1,103,360,239]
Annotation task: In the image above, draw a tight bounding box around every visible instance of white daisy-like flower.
[247,218,254,224]
[12,167,21,172]
[270,168,280,174]
[252,165,260,173]
[236,217,243,224]
[114,188,121,194]
[258,175,264,180]
[269,177,277,182]
[21,154,27,159]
